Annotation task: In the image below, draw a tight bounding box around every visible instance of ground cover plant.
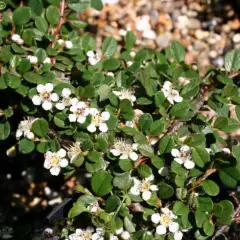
[0,0,240,239]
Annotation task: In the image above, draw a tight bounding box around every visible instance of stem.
[229,71,240,79]
[52,0,66,45]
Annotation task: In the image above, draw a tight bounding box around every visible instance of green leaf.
[203,221,214,236]
[236,105,240,121]
[202,180,220,196]
[35,48,47,63]
[171,41,186,62]
[158,136,174,154]
[106,196,121,212]
[139,144,154,157]
[87,150,101,163]
[23,72,42,84]
[68,201,87,218]
[139,113,153,132]
[103,58,120,70]
[125,31,136,50]
[219,165,240,188]
[158,183,174,199]
[149,120,165,135]
[28,0,43,16]
[97,84,111,101]
[19,139,35,154]
[0,121,10,140]
[169,102,191,118]
[68,0,91,12]
[35,16,48,33]
[213,117,228,130]
[173,201,189,215]
[222,84,238,97]
[102,37,117,58]
[197,197,213,212]
[191,147,210,168]
[224,49,240,72]
[0,1,6,10]
[91,170,113,196]
[91,0,103,10]
[13,7,32,25]
[18,59,31,73]
[213,200,234,218]
[233,146,240,161]
[154,92,165,107]
[124,217,136,233]
[137,164,152,178]
[221,118,240,133]
[113,172,131,190]
[195,209,208,228]
[151,156,164,169]
[32,119,49,138]
[119,159,133,171]
[46,5,60,25]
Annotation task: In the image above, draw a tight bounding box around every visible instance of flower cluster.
[87,51,101,65]
[11,34,24,45]
[16,117,36,140]
[57,39,73,49]
[161,81,183,105]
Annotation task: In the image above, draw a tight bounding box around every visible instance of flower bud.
[65,40,73,49]
[121,231,130,240]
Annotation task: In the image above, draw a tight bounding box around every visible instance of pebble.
[195,29,209,40]
[156,32,171,47]
[233,33,240,43]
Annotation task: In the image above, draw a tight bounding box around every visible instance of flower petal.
[16,130,23,139]
[174,158,184,165]
[156,225,167,235]
[180,145,190,152]
[50,93,59,102]
[150,185,158,191]
[110,149,121,156]
[32,95,42,105]
[174,231,183,240]
[69,114,77,122]
[87,124,97,133]
[60,159,68,167]
[174,95,183,103]
[42,101,52,110]
[130,186,140,195]
[87,51,95,57]
[77,116,86,124]
[99,123,108,132]
[44,159,51,169]
[129,152,138,161]
[169,222,179,233]
[45,83,54,92]
[50,166,61,176]
[101,111,110,121]
[57,148,66,158]
[62,88,71,97]
[70,98,78,106]
[56,102,65,110]
[171,149,180,157]
[26,131,34,140]
[142,190,151,201]
[163,81,172,90]
[37,84,45,93]
[151,213,161,224]
[184,160,195,169]
[89,108,99,116]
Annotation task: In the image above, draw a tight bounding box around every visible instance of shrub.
[1,0,240,239]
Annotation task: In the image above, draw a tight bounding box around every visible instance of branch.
[212,204,240,239]
[229,71,240,79]
[166,85,205,136]
[52,0,66,44]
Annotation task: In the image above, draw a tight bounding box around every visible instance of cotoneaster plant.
[0,0,240,240]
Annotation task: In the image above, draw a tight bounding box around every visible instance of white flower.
[43,57,51,64]
[109,234,119,240]
[161,81,183,105]
[27,55,38,64]
[32,83,59,110]
[16,117,36,140]
[87,200,99,213]
[130,51,136,58]
[130,175,158,201]
[11,34,21,42]
[67,142,82,163]
[87,51,101,65]
[68,227,104,240]
[44,149,68,176]
[57,39,65,47]
[121,231,130,240]
[56,88,73,110]
[110,138,138,161]
[126,61,133,67]
[171,145,195,169]
[16,38,24,45]
[113,89,136,104]
[65,41,73,49]
[87,108,110,133]
[68,98,90,123]
[152,208,181,239]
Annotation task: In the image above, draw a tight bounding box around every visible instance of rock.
[233,33,240,43]
[209,50,218,58]
[188,18,201,29]
[195,29,209,40]
[156,32,171,47]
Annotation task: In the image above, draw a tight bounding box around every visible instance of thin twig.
[52,0,66,45]
[229,71,240,79]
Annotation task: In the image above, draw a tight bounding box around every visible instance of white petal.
[174,231,183,240]
[163,81,172,90]
[62,88,71,97]
[87,124,97,133]
[43,57,51,64]
[32,95,42,105]
[116,228,124,235]
[112,91,120,96]
[65,41,73,49]
[45,83,54,92]
[99,123,108,132]
[101,111,110,121]
[50,167,61,176]
[70,105,77,113]
[11,34,21,41]
[142,190,151,201]
[145,174,154,181]
[77,101,86,109]
[156,225,167,235]
[169,222,179,233]
[158,167,169,176]
[130,186,140,195]
[44,159,51,169]
[129,152,138,161]
[36,84,45,93]
[69,114,77,122]
[87,51,95,57]
[121,231,130,240]
[161,207,171,214]
[171,149,180,157]
[16,130,23,139]
[184,160,195,169]
[110,149,121,156]
[42,101,52,110]
[180,145,190,152]
[26,131,34,140]
[50,93,59,102]
[89,108,99,116]
[56,102,65,110]
[70,97,78,106]
[60,159,68,167]
[132,143,138,150]
[167,96,174,105]
[57,148,66,158]
[131,95,136,102]
[174,158,184,165]
[174,95,183,103]
[150,185,158,191]
[77,116,86,124]
[151,213,161,224]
